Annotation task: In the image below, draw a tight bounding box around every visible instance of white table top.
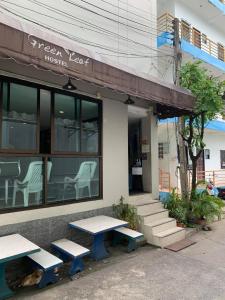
[0,234,40,263]
[28,249,63,270]
[69,215,128,234]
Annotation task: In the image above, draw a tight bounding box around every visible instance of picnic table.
[0,234,40,299]
[69,215,128,260]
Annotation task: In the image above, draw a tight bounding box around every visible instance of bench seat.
[51,239,90,276]
[113,227,144,252]
[28,249,63,288]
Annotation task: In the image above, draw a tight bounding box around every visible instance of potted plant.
[112,196,139,230]
[190,192,225,230]
[164,189,187,227]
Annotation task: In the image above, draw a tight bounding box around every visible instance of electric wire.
[0,0,162,54]
[0,2,172,57]
[63,0,158,36]
[96,0,158,22]
[67,0,158,32]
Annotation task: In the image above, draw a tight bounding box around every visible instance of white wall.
[158,123,179,188]
[0,0,158,76]
[204,131,225,171]
[158,123,225,188]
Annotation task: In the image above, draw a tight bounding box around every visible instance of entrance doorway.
[128,119,143,193]
[128,106,150,194]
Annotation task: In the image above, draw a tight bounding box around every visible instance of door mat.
[165,239,196,252]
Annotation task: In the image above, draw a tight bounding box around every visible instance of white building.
[157,0,225,190]
[0,1,193,248]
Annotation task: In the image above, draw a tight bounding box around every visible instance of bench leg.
[91,233,109,261]
[127,238,137,253]
[112,232,124,247]
[69,257,84,276]
[38,269,59,289]
[0,263,14,300]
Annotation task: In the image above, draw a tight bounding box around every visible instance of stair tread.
[154,227,185,238]
[135,200,159,207]
[139,208,167,217]
[145,218,175,228]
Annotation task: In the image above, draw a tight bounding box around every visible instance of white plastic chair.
[12,161,52,207]
[64,161,97,199]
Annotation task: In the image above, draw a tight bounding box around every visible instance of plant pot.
[195,218,206,226]
[177,222,186,228]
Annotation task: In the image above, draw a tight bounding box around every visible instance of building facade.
[157,0,225,190]
[0,1,193,246]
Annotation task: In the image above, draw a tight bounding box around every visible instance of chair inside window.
[13,161,52,207]
[64,161,97,199]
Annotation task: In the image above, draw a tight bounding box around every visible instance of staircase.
[129,193,186,248]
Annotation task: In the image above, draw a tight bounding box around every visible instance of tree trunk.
[178,117,189,198]
[191,159,197,193]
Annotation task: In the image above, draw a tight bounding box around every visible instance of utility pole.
[173,18,189,198]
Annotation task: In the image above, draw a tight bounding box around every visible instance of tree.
[180,61,225,196]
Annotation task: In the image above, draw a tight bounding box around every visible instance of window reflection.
[54,93,80,152]
[2,83,37,150]
[82,101,99,153]
[0,157,44,209]
[47,157,99,202]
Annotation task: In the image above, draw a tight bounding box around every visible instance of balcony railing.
[158,13,225,63]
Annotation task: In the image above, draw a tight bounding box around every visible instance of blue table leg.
[91,233,109,261]
[69,257,84,276]
[127,239,137,253]
[0,263,14,300]
[38,269,59,289]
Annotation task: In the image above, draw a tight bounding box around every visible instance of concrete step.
[150,227,186,248]
[145,218,176,235]
[141,209,169,225]
[137,202,163,215]
[128,193,153,206]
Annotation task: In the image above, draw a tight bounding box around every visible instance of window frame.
[0,80,40,154]
[0,75,103,214]
[52,91,102,156]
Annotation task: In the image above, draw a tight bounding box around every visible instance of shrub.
[191,192,225,223]
[164,189,187,225]
[112,196,139,230]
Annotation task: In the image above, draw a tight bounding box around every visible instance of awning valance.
[0,21,194,115]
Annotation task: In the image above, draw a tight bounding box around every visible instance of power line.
[118,0,158,17]
[0,1,170,57]
[1,0,159,44]
[96,0,158,22]
[63,0,158,36]
[70,0,158,32]
[0,4,163,57]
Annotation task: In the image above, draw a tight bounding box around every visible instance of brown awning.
[0,22,194,115]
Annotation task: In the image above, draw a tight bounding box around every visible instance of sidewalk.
[14,219,225,300]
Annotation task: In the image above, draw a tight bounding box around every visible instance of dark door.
[220,150,225,169]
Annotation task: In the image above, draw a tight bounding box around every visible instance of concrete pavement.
[13,219,225,300]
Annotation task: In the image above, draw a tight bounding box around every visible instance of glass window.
[47,157,99,203]
[205,149,210,160]
[54,93,80,152]
[82,100,99,153]
[0,156,44,209]
[2,83,38,150]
